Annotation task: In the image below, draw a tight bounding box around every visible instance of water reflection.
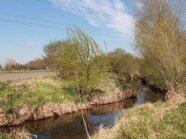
[0,81,165,139]
[18,98,134,139]
[135,87,151,105]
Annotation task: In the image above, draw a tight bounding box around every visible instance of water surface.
[1,81,165,139]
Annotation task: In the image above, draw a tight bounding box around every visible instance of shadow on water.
[0,80,165,139]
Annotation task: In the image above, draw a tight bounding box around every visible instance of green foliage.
[44,27,107,96]
[106,48,140,89]
[107,48,140,85]
[67,27,107,95]
[0,132,6,139]
[62,80,80,102]
[26,58,47,70]
[0,82,15,115]
[44,40,69,69]
[0,78,64,111]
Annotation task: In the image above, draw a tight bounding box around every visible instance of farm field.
[0,71,56,81]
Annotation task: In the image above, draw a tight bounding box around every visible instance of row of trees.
[0,58,48,71]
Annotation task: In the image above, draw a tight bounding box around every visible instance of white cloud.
[49,0,134,37]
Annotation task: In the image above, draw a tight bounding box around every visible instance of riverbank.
[92,93,186,139]
[0,129,31,139]
[0,74,136,126]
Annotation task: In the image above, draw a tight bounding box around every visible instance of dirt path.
[0,71,56,81]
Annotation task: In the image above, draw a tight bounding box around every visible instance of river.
[1,80,165,139]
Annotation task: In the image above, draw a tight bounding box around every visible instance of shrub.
[135,0,186,90]
[44,27,107,96]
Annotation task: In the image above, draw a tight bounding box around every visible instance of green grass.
[155,102,186,139]
[117,102,186,139]
[0,73,115,115]
[0,72,117,115]
[0,132,6,139]
[0,76,79,114]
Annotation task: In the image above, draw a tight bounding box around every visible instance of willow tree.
[55,27,107,96]
[135,0,186,93]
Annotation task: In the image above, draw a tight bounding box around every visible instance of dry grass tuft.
[9,81,32,90]
[6,129,31,139]
[92,93,186,139]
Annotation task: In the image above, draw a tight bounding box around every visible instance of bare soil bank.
[0,90,136,126]
[0,71,56,81]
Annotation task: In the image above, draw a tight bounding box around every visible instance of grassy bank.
[0,73,118,115]
[92,95,186,139]
[0,76,68,115]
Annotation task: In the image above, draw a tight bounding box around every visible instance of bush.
[44,27,107,96]
[135,0,186,90]
[107,48,140,81]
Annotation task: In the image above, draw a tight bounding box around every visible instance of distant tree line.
[0,58,48,71]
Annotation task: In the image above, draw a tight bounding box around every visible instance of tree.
[4,59,16,71]
[44,27,107,96]
[14,63,26,70]
[0,64,3,71]
[135,0,186,92]
[44,40,67,69]
[26,58,47,70]
[107,48,139,80]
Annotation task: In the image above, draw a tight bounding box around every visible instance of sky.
[0,0,136,65]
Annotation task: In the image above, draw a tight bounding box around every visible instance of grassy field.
[0,70,54,73]
[92,97,186,139]
[0,71,55,81]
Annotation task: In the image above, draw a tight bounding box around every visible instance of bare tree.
[135,0,186,94]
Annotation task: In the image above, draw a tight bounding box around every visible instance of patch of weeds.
[0,132,6,139]
[2,93,17,116]
[0,81,12,93]
[63,85,78,102]
[155,102,186,138]
[4,102,15,116]
[153,100,164,107]
[51,94,62,103]
[122,82,136,90]
[91,89,105,97]
[36,95,46,105]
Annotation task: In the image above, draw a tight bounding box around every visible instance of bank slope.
[92,94,186,139]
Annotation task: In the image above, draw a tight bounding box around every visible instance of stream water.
[1,80,165,139]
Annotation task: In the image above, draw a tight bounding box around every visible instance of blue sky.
[0,0,135,65]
